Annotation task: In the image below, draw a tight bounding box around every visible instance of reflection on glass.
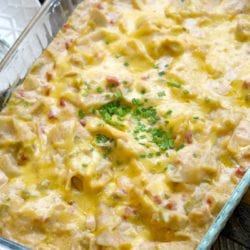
[0,39,9,61]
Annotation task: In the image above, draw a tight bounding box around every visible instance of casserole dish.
[0,0,249,249]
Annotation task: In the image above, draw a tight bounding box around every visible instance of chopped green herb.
[114,54,121,58]
[78,110,85,119]
[114,90,123,100]
[139,153,146,158]
[82,164,88,168]
[96,134,111,144]
[193,116,199,120]
[124,62,129,67]
[140,89,146,94]
[115,160,122,166]
[99,101,130,126]
[157,91,166,97]
[133,106,159,124]
[134,122,148,134]
[105,93,112,99]
[183,89,189,95]
[21,190,31,200]
[150,128,174,150]
[158,71,165,76]
[147,152,154,158]
[132,98,143,106]
[177,144,185,151]
[164,110,172,117]
[103,147,112,158]
[82,92,88,97]
[96,86,103,93]
[105,41,110,45]
[84,81,91,89]
[153,64,159,69]
[22,101,31,108]
[167,81,181,88]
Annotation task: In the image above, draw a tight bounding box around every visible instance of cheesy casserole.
[0,0,249,249]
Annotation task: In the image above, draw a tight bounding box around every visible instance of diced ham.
[63,23,71,30]
[242,81,250,89]
[123,207,137,220]
[65,39,73,50]
[141,75,150,80]
[165,200,176,210]
[185,130,193,144]
[106,76,120,87]
[46,72,53,82]
[48,109,58,120]
[17,154,29,164]
[80,119,86,126]
[18,90,26,97]
[153,195,162,205]
[235,167,246,178]
[48,112,57,120]
[59,98,66,107]
[96,3,104,9]
[206,197,213,206]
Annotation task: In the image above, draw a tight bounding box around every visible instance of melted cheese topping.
[0,0,249,249]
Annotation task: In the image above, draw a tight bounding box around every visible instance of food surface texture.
[0,0,249,249]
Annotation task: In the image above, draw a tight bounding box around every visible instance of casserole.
[0,0,249,249]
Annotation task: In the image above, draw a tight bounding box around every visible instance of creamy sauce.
[0,0,249,249]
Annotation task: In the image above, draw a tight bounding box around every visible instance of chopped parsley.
[78,110,85,119]
[150,128,174,150]
[96,134,111,144]
[133,106,159,124]
[183,89,189,95]
[96,86,103,93]
[158,71,165,77]
[132,98,143,106]
[139,153,147,158]
[167,81,181,88]
[134,122,148,134]
[99,101,130,126]
[177,144,185,151]
[164,110,172,117]
[153,64,159,69]
[157,91,166,97]
[113,90,123,100]
[124,62,129,67]
[193,116,199,120]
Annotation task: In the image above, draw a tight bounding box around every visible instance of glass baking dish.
[0,0,249,249]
